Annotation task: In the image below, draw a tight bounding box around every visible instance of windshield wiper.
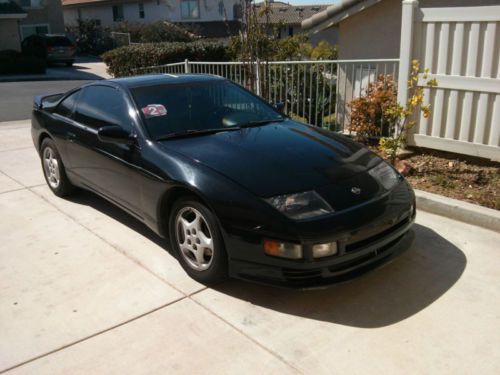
[156,127,241,141]
[239,118,285,128]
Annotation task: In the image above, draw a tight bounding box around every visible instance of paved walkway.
[1,121,499,374]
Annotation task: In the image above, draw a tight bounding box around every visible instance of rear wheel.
[169,197,228,284]
[40,138,75,197]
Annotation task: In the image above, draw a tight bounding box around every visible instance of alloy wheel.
[43,147,60,189]
[175,206,214,271]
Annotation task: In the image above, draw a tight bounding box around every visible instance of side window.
[75,86,133,132]
[56,90,80,118]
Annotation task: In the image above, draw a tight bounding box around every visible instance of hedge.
[0,50,46,75]
[102,41,228,77]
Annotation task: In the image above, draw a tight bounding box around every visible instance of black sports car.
[32,74,415,288]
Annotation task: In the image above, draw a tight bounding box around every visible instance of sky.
[287,0,337,5]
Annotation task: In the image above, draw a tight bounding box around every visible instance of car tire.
[40,138,75,197]
[169,197,228,284]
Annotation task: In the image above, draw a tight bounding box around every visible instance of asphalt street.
[0,80,91,122]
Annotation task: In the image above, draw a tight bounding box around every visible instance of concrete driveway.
[45,56,111,81]
[1,120,500,374]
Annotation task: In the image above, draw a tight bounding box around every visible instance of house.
[255,1,338,45]
[0,0,64,50]
[16,0,65,39]
[301,0,500,59]
[0,0,26,50]
[62,0,243,37]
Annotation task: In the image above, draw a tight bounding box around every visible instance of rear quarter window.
[55,91,80,118]
[74,86,133,131]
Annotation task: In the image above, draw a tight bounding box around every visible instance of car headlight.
[368,162,399,190]
[265,191,333,220]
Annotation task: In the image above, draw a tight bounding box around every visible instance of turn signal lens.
[312,242,338,258]
[263,239,303,259]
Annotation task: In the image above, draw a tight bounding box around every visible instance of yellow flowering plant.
[379,60,437,164]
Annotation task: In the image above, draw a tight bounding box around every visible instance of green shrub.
[66,19,114,55]
[114,21,195,43]
[102,41,228,77]
[0,50,46,74]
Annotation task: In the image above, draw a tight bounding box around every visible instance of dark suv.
[22,34,76,66]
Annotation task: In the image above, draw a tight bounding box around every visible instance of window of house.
[288,26,293,37]
[233,3,242,19]
[181,0,200,19]
[218,0,224,16]
[20,0,42,8]
[112,5,124,22]
[138,3,145,19]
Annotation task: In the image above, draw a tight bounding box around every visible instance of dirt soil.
[399,149,499,210]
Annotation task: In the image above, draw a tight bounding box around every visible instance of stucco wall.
[0,19,22,50]
[64,0,241,28]
[338,0,401,59]
[309,25,338,46]
[338,0,500,59]
[19,0,65,34]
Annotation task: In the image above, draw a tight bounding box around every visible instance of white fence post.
[254,60,261,96]
[184,59,190,73]
[397,0,418,127]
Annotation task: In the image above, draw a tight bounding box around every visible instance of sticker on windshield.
[142,104,167,118]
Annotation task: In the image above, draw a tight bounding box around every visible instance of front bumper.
[227,212,415,288]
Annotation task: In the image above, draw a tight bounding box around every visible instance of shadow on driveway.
[213,224,466,328]
[66,191,467,328]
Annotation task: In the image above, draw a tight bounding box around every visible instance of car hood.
[158,120,384,199]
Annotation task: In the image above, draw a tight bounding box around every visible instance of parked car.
[22,34,75,66]
[31,75,415,288]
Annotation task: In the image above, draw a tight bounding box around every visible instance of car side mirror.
[97,125,135,145]
[273,102,285,114]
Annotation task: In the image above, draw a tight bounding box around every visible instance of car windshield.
[130,80,283,140]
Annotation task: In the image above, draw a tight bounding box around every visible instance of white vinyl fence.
[134,59,399,131]
[399,1,500,161]
[131,2,499,160]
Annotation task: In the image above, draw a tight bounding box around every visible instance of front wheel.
[40,138,75,197]
[169,198,228,284]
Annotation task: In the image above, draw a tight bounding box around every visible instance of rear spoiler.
[33,93,65,110]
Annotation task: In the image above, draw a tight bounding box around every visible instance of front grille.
[283,268,322,283]
[345,217,410,253]
[330,234,405,273]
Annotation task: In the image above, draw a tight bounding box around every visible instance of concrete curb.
[415,189,500,233]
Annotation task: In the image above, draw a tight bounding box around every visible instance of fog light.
[263,239,302,259]
[312,242,338,258]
